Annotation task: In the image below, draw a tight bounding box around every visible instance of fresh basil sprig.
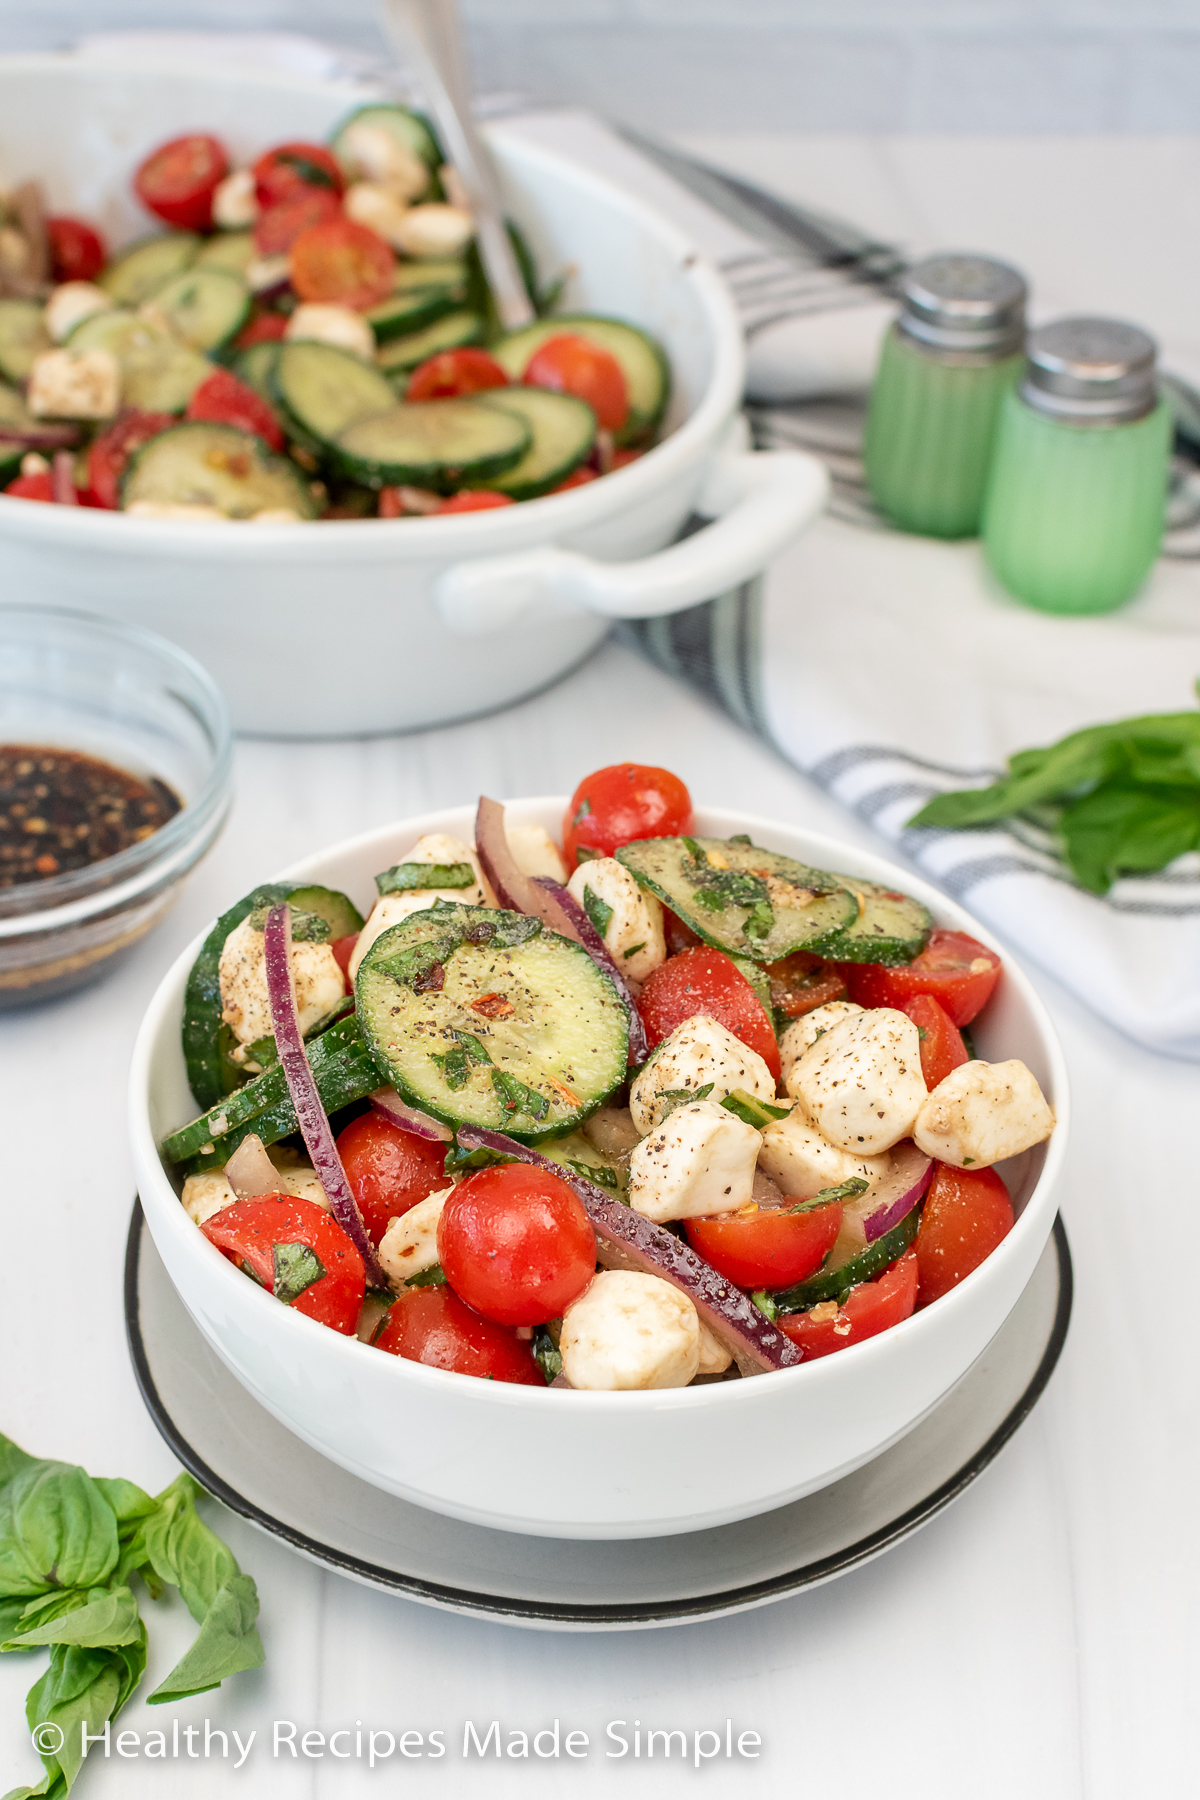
[1,1434,263,1800]
[909,701,1200,895]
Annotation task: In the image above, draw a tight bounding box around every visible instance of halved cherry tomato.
[915,1164,1013,1309]
[234,311,290,350]
[46,216,106,283]
[637,945,781,1081]
[406,348,508,402]
[202,1194,365,1334]
[374,1285,545,1384]
[685,1200,841,1290]
[563,762,693,869]
[767,951,846,1022]
[289,216,394,309]
[524,333,628,432]
[437,1162,596,1328]
[255,187,341,258]
[3,472,54,502]
[434,490,514,514]
[185,367,285,452]
[779,1250,918,1360]
[551,465,598,492]
[840,930,1003,1026]
[253,141,344,208]
[86,409,174,509]
[611,447,643,469]
[330,932,359,991]
[904,992,968,1089]
[134,133,228,232]
[336,1111,448,1248]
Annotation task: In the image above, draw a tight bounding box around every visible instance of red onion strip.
[860,1141,933,1243]
[263,905,387,1287]
[534,878,649,1062]
[224,1133,284,1200]
[0,426,80,448]
[368,1086,453,1144]
[51,451,77,506]
[457,1125,802,1374]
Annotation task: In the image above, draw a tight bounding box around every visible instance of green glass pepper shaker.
[982,318,1171,615]
[863,253,1027,538]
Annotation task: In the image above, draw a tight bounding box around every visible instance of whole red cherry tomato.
[524,333,629,433]
[778,1250,918,1359]
[289,217,394,309]
[437,1162,596,1328]
[134,133,228,232]
[562,762,693,869]
[406,348,509,402]
[335,1111,448,1248]
[685,1199,841,1290]
[86,409,174,509]
[637,945,781,1081]
[185,367,285,452]
[202,1194,365,1334]
[46,216,106,283]
[3,471,54,502]
[253,141,344,208]
[374,1286,545,1385]
[914,1164,1013,1308]
[840,929,1002,1027]
[903,992,969,1089]
[435,491,514,514]
[254,187,341,258]
[767,951,847,1022]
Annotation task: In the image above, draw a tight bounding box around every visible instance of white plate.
[126,1202,1071,1632]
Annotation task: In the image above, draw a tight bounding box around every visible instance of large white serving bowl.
[0,55,826,737]
[129,800,1070,1540]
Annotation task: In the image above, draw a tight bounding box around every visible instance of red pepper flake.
[470,992,515,1018]
[0,744,180,887]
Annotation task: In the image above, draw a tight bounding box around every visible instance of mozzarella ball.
[560,1271,700,1390]
[630,1013,774,1136]
[567,856,665,985]
[339,121,431,200]
[44,281,109,343]
[790,1007,926,1154]
[182,1163,328,1227]
[757,1109,891,1199]
[394,203,473,259]
[507,823,567,883]
[779,1002,864,1089]
[246,253,291,294]
[218,915,345,1046]
[628,1099,761,1223]
[697,1320,734,1375]
[377,1185,453,1288]
[27,348,119,420]
[343,180,411,248]
[914,1059,1055,1168]
[285,303,375,359]
[212,168,258,229]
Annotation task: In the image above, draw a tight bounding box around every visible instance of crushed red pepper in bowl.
[0,745,180,886]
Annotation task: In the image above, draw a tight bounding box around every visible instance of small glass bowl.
[0,605,232,1007]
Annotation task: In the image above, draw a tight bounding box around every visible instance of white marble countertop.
[2,134,1196,1800]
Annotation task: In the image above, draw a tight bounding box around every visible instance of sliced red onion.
[51,451,77,505]
[860,1140,933,1243]
[369,1086,453,1144]
[263,904,387,1287]
[533,878,649,1062]
[225,1133,283,1200]
[457,1125,802,1374]
[0,426,80,448]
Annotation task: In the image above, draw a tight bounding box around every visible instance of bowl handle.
[434,448,828,636]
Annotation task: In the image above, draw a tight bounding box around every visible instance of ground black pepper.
[0,744,180,887]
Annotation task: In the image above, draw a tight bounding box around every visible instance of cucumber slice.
[376,310,483,378]
[195,232,257,275]
[0,380,36,433]
[66,309,211,412]
[479,387,595,499]
[814,877,934,967]
[143,267,250,352]
[270,340,394,450]
[365,285,458,344]
[392,258,467,293]
[492,315,670,444]
[616,836,857,964]
[100,232,200,306]
[356,901,629,1143]
[335,397,530,489]
[770,1208,920,1313]
[234,342,278,401]
[330,103,442,179]
[0,299,51,383]
[121,421,318,518]
[286,884,364,940]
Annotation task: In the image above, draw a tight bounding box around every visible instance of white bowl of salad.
[0,54,824,736]
[130,762,1068,1540]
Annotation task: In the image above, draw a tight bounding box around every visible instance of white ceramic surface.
[129,800,1069,1541]
[0,56,826,736]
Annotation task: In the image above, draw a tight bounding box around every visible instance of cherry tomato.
[254,187,341,258]
[289,217,394,310]
[3,471,54,502]
[551,465,598,492]
[611,447,643,469]
[563,762,693,869]
[767,951,846,1022]
[903,992,968,1090]
[134,133,228,232]
[86,409,173,509]
[377,487,406,519]
[253,141,344,208]
[330,932,359,991]
[335,1111,448,1248]
[435,490,514,514]
[840,930,1003,1027]
[524,333,629,432]
[234,311,290,350]
[437,1162,596,1328]
[779,1250,918,1360]
[637,945,781,1081]
[202,1195,365,1334]
[374,1285,545,1384]
[46,216,106,283]
[915,1164,1013,1309]
[185,367,285,452]
[406,348,509,402]
[685,1199,841,1290]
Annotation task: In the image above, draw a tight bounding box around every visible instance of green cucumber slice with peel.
[121,421,318,517]
[66,309,210,412]
[142,266,250,351]
[365,285,459,343]
[812,876,933,967]
[334,396,530,489]
[355,900,629,1143]
[0,299,51,382]
[270,340,394,449]
[100,232,200,306]
[616,836,857,964]
[234,342,278,401]
[491,315,670,444]
[194,232,257,275]
[479,387,595,499]
[377,310,484,378]
[330,102,442,179]
[769,1208,920,1313]
[392,258,467,293]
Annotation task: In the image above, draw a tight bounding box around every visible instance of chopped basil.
[491,1067,550,1121]
[532,1325,563,1383]
[654,1080,714,1120]
[571,797,592,828]
[582,884,614,938]
[272,1240,327,1305]
[721,1089,791,1129]
[248,902,330,942]
[623,941,646,959]
[789,1175,868,1214]
[407,1264,447,1288]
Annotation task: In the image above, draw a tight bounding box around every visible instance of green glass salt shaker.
[863,253,1027,538]
[982,318,1172,615]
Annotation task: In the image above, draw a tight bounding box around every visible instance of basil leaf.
[0,1436,36,1494]
[272,1241,327,1306]
[3,1586,141,1651]
[1061,781,1200,894]
[147,1574,262,1705]
[721,1089,791,1129]
[491,1068,550,1121]
[406,1264,447,1289]
[582,885,614,939]
[91,1481,156,1535]
[15,1631,146,1797]
[133,1475,263,1704]
[0,1463,118,1599]
[375,860,476,896]
[654,1081,714,1121]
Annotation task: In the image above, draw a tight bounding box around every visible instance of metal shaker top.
[896,253,1027,357]
[1019,317,1159,425]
